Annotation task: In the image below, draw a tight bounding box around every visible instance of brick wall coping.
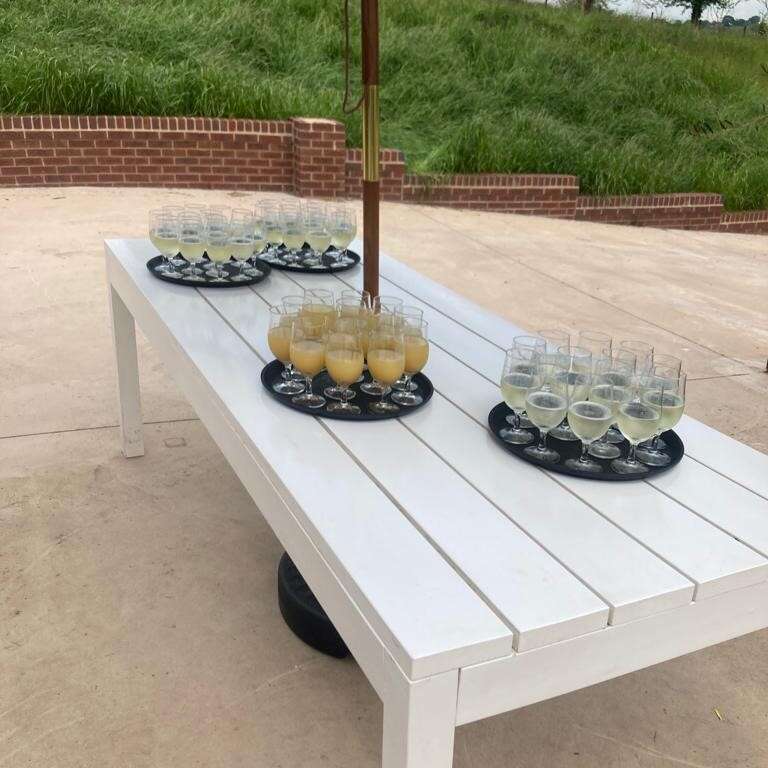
[578,193,723,208]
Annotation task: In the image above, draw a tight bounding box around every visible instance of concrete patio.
[1,186,767,767]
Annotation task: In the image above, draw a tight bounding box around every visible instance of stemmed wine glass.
[178,212,206,282]
[391,320,429,407]
[367,328,405,414]
[290,316,327,409]
[325,323,365,415]
[499,347,537,445]
[261,203,285,264]
[337,289,372,319]
[267,306,305,395]
[551,345,592,441]
[392,306,424,393]
[328,206,357,266]
[511,335,546,428]
[302,289,336,327]
[148,209,181,278]
[588,353,634,459]
[204,214,232,283]
[523,359,569,464]
[281,204,306,264]
[304,203,331,268]
[565,377,616,474]
[636,369,687,466]
[612,376,662,475]
[324,317,362,401]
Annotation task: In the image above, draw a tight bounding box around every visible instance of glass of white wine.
[512,335,546,428]
[551,345,592,441]
[260,202,285,264]
[178,212,206,282]
[227,211,255,281]
[565,379,616,474]
[245,210,268,277]
[290,316,327,409]
[304,203,331,268]
[328,206,357,266]
[325,325,365,415]
[204,215,232,283]
[499,347,536,445]
[268,306,305,395]
[619,340,654,379]
[612,377,662,475]
[588,353,634,459]
[281,204,306,265]
[149,209,181,278]
[391,321,429,407]
[636,370,686,467]
[367,328,406,415]
[523,360,569,464]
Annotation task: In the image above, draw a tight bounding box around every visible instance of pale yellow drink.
[283,231,306,250]
[206,242,231,264]
[501,372,533,411]
[589,384,630,417]
[150,230,178,255]
[290,340,325,377]
[265,227,283,245]
[404,335,429,374]
[330,226,355,250]
[228,238,253,261]
[268,325,293,363]
[306,231,332,253]
[302,303,335,325]
[568,401,614,442]
[326,349,364,386]
[368,349,405,385]
[644,390,684,431]
[179,237,205,261]
[616,402,660,443]
[525,391,568,430]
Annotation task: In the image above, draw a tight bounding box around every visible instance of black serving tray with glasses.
[146,255,271,288]
[488,403,684,481]
[261,360,433,421]
[260,246,361,274]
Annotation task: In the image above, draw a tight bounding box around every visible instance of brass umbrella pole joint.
[361,0,380,299]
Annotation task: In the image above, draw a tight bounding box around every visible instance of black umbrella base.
[277,553,350,659]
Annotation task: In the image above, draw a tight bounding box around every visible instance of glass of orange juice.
[391,321,429,407]
[301,289,336,328]
[290,316,327,409]
[367,329,405,415]
[268,307,304,395]
[325,325,365,415]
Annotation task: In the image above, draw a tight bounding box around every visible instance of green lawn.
[1,0,767,209]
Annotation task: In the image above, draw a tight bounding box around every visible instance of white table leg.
[382,668,458,768]
[109,285,145,458]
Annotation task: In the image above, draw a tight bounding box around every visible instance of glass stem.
[537,429,548,452]
[306,375,313,396]
[579,442,591,463]
[627,442,638,465]
[512,410,521,430]
[651,434,661,450]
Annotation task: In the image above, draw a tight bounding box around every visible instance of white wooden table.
[106,238,768,767]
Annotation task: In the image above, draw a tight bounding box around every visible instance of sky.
[618,0,764,20]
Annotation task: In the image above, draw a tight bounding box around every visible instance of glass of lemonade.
[611,376,662,475]
[367,329,406,415]
[280,204,307,264]
[304,203,331,268]
[523,360,569,464]
[328,206,357,266]
[324,317,360,400]
[636,369,686,467]
[149,209,181,278]
[178,212,206,282]
[498,347,537,445]
[337,289,372,320]
[325,323,365,415]
[268,306,305,395]
[391,320,429,407]
[290,316,327,409]
[565,379,616,474]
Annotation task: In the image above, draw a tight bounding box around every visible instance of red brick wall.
[576,194,724,230]
[0,114,766,235]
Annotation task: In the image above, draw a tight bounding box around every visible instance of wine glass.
[302,289,336,328]
[367,328,405,414]
[325,324,365,415]
[160,206,188,269]
[636,370,687,466]
[227,213,256,282]
[267,306,305,395]
[587,353,634,459]
[565,378,616,474]
[178,212,206,282]
[373,295,404,317]
[577,330,612,359]
[612,376,662,475]
[392,306,425,393]
[261,202,285,264]
[323,317,360,401]
[360,311,397,396]
[290,317,327,409]
[498,347,536,445]
[391,321,429,407]
[512,335,546,428]
[337,289,372,319]
[204,215,232,283]
[304,203,331,268]
[148,209,181,278]
[281,204,306,264]
[550,345,592,441]
[328,206,357,266]
[523,359,569,464]
[619,340,654,377]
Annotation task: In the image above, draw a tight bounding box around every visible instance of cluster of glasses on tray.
[258,201,357,269]
[499,330,687,475]
[148,201,357,282]
[267,289,429,416]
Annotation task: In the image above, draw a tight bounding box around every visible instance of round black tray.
[261,359,433,421]
[488,402,684,481]
[146,255,271,288]
[259,246,360,274]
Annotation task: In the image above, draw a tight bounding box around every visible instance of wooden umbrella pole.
[361,0,380,298]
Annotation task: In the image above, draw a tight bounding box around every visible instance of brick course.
[0,114,765,235]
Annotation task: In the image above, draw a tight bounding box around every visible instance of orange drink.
[290,339,325,377]
[326,348,364,386]
[268,306,304,396]
[290,316,327,409]
[404,334,429,374]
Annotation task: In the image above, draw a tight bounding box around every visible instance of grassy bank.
[1,0,767,209]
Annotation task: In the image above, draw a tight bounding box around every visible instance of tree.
[662,0,739,25]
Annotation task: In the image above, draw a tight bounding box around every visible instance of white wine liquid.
[228,238,254,261]
[568,401,614,442]
[525,391,567,430]
[150,230,178,255]
[265,227,283,245]
[306,231,332,253]
[644,390,684,431]
[616,401,660,443]
[179,237,205,261]
[501,372,533,411]
[206,243,231,264]
[283,232,306,251]
[589,384,630,417]
[330,226,355,250]
[553,370,590,402]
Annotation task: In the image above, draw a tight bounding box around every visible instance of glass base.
[327,401,361,415]
[231,272,250,282]
[182,273,205,283]
[292,392,326,409]
[324,385,356,402]
[163,269,182,279]
[518,413,534,429]
[635,448,672,467]
[588,441,621,459]
[499,426,534,445]
[154,262,170,273]
[550,423,579,441]
[605,426,624,445]
[370,400,400,415]
[274,378,305,395]
[391,390,423,407]
[392,377,418,393]
[360,381,391,397]
[611,457,649,475]
[524,444,560,463]
[565,456,603,474]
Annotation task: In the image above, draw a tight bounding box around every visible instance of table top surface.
[106,237,768,682]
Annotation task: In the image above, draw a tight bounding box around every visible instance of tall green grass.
[1,0,767,209]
